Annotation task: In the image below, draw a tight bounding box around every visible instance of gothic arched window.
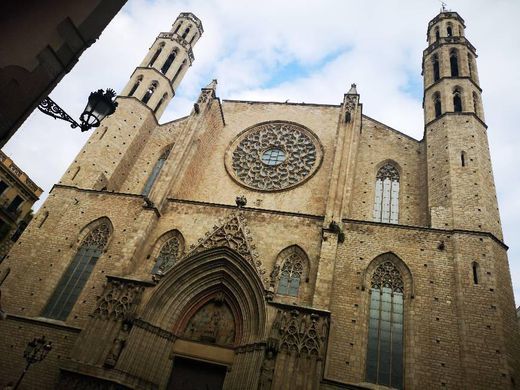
[472,261,480,284]
[432,54,440,82]
[151,235,181,275]
[277,252,305,296]
[450,49,459,77]
[172,60,187,84]
[128,76,143,97]
[154,93,168,114]
[172,22,181,34]
[161,50,177,75]
[42,221,111,320]
[149,43,164,67]
[142,82,157,104]
[366,261,404,389]
[453,88,463,112]
[472,92,480,117]
[447,23,453,37]
[468,54,474,80]
[434,26,440,41]
[190,33,198,44]
[182,26,191,39]
[373,163,400,224]
[433,92,442,118]
[142,147,171,196]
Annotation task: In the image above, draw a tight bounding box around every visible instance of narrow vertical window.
[453,88,463,112]
[461,151,466,167]
[468,54,474,80]
[172,60,187,84]
[11,220,28,242]
[434,26,440,41]
[71,166,80,181]
[433,92,442,118]
[450,49,459,77]
[472,262,479,284]
[151,236,181,275]
[142,82,157,104]
[38,211,49,228]
[173,22,181,34]
[447,24,453,37]
[277,252,304,297]
[154,93,168,114]
[0,180,8,195]
[161,50,177,74]
[432,54,440,82]
[190,33,198,44]
[148,43,164,67]
[182,26,191,39]
[373,163,400,224]
[366,261,404,389]
[142,148,171,196]
[345,111,351,123]
[42,221,110,320]
[128,76,142,97]
[472,92,479,117]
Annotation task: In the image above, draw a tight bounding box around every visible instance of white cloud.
[4,0,520,303]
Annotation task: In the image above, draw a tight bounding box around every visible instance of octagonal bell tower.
[121,12,203,119]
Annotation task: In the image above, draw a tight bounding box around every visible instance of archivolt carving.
[227,121,322,191]
[186,212,268,286]
[93,279,145,321]
[269,308,329,358]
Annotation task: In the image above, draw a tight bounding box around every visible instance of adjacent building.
[0,10,518,390]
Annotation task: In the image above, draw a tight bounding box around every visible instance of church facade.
[0,10,518,390]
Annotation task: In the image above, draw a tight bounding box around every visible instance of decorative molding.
[134,318,176,341]
[92,278,146,321]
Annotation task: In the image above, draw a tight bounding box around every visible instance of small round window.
[261,148,286,166]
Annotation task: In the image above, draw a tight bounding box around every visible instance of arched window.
[432,54,440,82]
[151,234,182,275]
[172,60,187,84]
[128,76,143,97]
[450,49,459,77]
[472,262,480,284]
[161,49,177,74]
[447,23,453,37]
[453,88,463,112]
[373,163,400,224]
[190,33,198,44]
[366,260,404,389]
[172,22,181,34]
[142,82,157,104]
[468,54,474,79]
[182,26,191,39]
[42,221,111,320]
[154,93,168,114]
[433,92,442,118]
[142,147,171,196]
[345,111,351,123]
[472,92,479,117]
[434,26,440,41]
[277,251,305,296]
[461,151,466,167]
[148,43,164,67]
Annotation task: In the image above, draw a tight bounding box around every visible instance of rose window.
[226,121,322,191]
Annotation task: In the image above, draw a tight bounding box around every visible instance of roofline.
[362,114,422,143]
[221,99,341,109]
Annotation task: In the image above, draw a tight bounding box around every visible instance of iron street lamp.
[13,336,53,390]
[38,89,118,132]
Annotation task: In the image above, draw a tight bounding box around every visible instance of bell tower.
[423,10,501,238]
[120,12,203,119]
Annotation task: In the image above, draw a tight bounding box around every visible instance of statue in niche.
[183,299,235,347]
[258,350,276,390]
[105,322,131,368]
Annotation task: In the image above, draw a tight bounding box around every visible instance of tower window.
[7,195,23,213]
[128,76,143,97]
[142,82,158,104]
[433,92,442,118]
[434,26,440,41]
[373,163,400,224]
[450,49,459,77]
[173,22,182,34]
[172,60,187,84]
[190,33,198,44]
[182,26,191,39]
[453,88,463,112]
[461,151,466,167]
[432,54,440,82]
[42,221,111,320]
[142,148,171,196]
[161,49,177,75]
[277,252,304,297]
[447,23,453,37]
[154,93,168,114]
[0,180,8,195]
[468,54,474,80]
[366,260,404,389]
[148,43,164,67]
[472,262,480,284]
[473,92,480,117]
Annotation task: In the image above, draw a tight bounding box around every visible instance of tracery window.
[277,252,304,296]
[151,235,181,275]
[142,147,171,196]
[373,163,400,224]
[366,261,404,389]
[42,221,110,320]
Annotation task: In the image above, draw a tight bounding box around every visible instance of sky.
[4,0,520,302]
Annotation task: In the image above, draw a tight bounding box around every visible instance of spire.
[204,79,218,90]
[347,83,358,95]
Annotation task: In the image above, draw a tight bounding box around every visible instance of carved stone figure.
[105,322,131,368]
[258,350,276,390]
